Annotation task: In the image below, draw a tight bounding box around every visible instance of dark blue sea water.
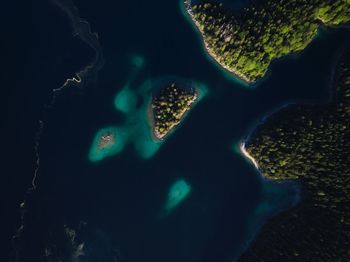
[5,0,350,261]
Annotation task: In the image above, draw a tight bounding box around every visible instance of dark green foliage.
[239,50,350,260]
[152,83,197,139]
[189,0,350,82]
[317,0,350,25]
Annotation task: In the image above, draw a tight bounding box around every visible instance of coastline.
[182,0,350,88]
[238,41,349,167]
[235,44,348,231]
[237,47,350,260]
[181,0,252,86]
[236,131,303,261]
[182,0,317,86]
[147,98,163,143]
[236,181,302,261]
[239,142,259,171]
[237,102,292,178]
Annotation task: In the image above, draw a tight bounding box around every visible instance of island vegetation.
[151,82,198,140]
[239,50,350,260]
[186,0,350,83]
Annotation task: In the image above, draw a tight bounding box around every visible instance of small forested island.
[239,50,350,260]
[186,0,350,83]
[150,82,199,140]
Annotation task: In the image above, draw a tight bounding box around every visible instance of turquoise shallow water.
[15,0,350,261]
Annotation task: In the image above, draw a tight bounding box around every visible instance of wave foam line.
[10,0,104,261]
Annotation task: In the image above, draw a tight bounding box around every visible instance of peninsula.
[239,50,350,260]
[186,0,350,83]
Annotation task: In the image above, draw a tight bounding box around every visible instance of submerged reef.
[239,50,350,260]
[161,179,192,216]
[114,86,137,114]
[185,0,350,83]
[151,82,199,140]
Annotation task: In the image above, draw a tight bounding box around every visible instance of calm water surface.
[17,0,350,261]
